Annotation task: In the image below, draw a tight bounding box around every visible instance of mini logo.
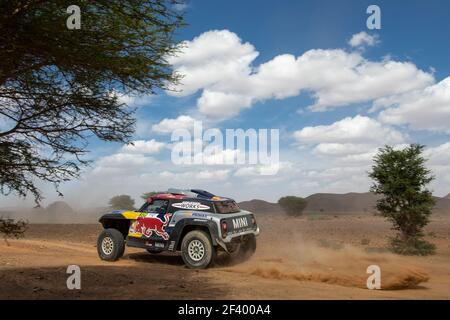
[232,217,248,229]
[172,202,210,210]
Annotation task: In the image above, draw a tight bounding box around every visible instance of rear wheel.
[181,230,215,269]
[97,228,125,261]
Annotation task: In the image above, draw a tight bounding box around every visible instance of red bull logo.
[129,213,171,240]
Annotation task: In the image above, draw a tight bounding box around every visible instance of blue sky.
[3,0,450,208]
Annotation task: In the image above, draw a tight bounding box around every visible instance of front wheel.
[181,230,215,269]
[97,228,125,261]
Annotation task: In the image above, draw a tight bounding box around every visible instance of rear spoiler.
[167,188,217,199]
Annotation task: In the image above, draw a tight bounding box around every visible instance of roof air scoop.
[190,189,216,199]
[167,188,216,199]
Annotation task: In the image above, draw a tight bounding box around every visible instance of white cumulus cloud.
[379,77,450,133]
[348,31,379,48]
[294,115,406,145]
[293,115,407,167]
[167,29,258,97]
[168,30,433,119]
[152,115,197,134]
[121,139,166,154]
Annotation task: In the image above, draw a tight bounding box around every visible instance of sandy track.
[0,215,449,299]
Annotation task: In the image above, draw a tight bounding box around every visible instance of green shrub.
[109,195,135,210]
[278,196,307,216]
[0,218,28,246]
[390,236,436,256]
[369,145,436,256]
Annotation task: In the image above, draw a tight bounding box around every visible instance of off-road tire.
[97,228,125,261]
[181,230,215,269]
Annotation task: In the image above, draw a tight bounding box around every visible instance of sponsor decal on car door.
[129,213,171,240]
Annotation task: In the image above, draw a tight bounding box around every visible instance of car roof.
[147,190,232,203]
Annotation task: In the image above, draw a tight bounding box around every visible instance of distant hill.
[238,199,283,214]
[433,196,450,213]
[2,191,450,221]
[303,192,379,214]
[444,193,450,200]
[239,192,450,215]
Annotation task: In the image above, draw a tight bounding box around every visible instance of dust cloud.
[220,219,430,290]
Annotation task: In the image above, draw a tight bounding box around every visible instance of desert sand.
[0,214,449,299]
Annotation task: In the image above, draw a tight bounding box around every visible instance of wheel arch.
[171,219,219,251]
[99,215,131,238]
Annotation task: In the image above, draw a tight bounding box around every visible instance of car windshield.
[139,199,168,214]
[214,200,240,214]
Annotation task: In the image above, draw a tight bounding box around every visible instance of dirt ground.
[0,214,449,299]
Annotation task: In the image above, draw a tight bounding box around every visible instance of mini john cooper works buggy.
[97,189,259,269]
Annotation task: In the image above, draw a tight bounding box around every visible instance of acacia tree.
[0,218,28,246]
[0,1,184,203]
[109,195,135,211]
[369,144,436,255]
[278,196,307,216]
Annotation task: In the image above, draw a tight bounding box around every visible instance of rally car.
[97,189,259,269]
